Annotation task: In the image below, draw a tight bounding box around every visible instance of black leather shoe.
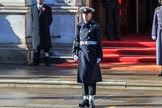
[79,99,89,107]
[107,37,115,41]
[44,57,51,66]
[45,63,51,66]
[115,37,121,41]
[89,100,95,108]
[158,71,162,76]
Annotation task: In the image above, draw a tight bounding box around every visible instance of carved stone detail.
[54,0,82,6]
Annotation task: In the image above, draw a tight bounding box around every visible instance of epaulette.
[78,22,84,27]
[91,20,99,27]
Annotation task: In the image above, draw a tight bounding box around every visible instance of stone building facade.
[0,0,89,64]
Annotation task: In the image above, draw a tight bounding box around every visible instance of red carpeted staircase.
[56,34,160,70]
[102,41,155,63]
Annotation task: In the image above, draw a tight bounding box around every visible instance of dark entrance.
[127,0,159,34]
[92,0,159,35]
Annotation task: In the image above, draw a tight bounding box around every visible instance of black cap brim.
[79,7,95,13]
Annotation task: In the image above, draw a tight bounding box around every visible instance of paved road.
[0,87,162,108]
[0,64,161,90]
[0,64,161,107]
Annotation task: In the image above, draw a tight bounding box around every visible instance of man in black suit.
[30,0,53,66]
[103,0,121,41]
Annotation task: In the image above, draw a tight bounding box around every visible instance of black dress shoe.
[89,100,95,108]
[158,71,162,76]
[79,99,89,107]
[115,37,121,41]
[44,57,51,66]
[45,63,51,66]
[107,37,115,41]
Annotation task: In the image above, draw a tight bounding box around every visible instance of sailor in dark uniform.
[152,0,162,76]
[72,6,103,108]
[103,0,121,41]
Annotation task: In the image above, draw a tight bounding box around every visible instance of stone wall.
[0,0,28,63]
[0,0,83,63]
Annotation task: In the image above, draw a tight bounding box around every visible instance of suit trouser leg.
[44,49,50,57]
[33,47,40,65]
[82,83,96,96]
[113,8,120,38]
[44,49,50,66]
[105,8,113,40]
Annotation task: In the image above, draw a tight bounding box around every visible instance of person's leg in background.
[105,8,114,41]
[32,47,41,66]
[113,8,121,40]
[44,49,50,66]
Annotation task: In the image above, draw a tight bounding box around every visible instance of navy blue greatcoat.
[73,20,103,84]
[152,6,162,65]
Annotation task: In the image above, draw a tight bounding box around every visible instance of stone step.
[0,104,161,108]
[1,87,162,108]
[0,104,77,108]
[0,76,162,90]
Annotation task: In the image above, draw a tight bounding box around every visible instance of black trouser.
[105,7,120,39]
[33,45,50,65]
[82,83,96,96]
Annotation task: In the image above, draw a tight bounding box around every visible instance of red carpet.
[56,34,159,70]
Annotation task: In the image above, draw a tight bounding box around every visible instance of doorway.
[92,0,159,35]
[127,0,159,34]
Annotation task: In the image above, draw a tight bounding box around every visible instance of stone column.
[0,0,29,63]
